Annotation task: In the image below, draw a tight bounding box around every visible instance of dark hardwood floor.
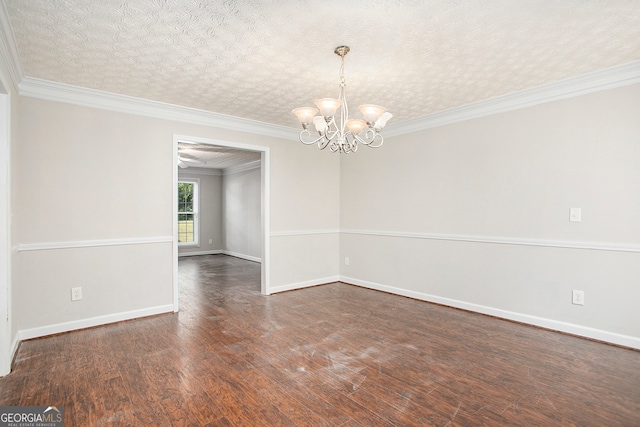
[1,254,639,425]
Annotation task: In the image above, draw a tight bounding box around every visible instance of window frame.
[177,178,199,247]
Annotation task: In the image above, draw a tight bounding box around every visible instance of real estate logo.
[0,406,63,427]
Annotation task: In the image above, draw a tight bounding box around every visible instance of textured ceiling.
[5,0,640,131]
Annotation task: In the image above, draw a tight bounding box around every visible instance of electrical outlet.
[572,290,584,306]
[344,257,350,266]
[71,287,83,301]
[209,239,213,245]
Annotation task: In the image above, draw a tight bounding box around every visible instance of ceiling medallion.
[293,46,392,153]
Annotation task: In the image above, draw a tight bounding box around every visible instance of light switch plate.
[570,208,581,222]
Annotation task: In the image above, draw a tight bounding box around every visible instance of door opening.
[172,135,270,312]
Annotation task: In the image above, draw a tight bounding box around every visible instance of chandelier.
[292,46,392,153]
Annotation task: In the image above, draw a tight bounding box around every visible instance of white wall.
[268,142,341,292]
[223,165,261,261]
[13,96,341,341]
[340,83,640,348]
[178,170,223,256]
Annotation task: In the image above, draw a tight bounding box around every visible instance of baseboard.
[268,276,340,294]
[178,249,222,257]
[0,337,21,377]
[16,304,174,342]
[221,251,261,263]
[340,276,640,350]
[179,250,262,263]
[8,335,19,374]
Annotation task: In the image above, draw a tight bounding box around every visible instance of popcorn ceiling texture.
[6,0,640,127]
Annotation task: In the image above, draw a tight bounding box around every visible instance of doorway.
[172,135,270,313]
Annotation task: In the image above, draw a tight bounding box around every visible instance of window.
[178,179,199,246]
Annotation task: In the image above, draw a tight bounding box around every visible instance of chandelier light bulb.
[292,107,319,126]
[314,98,342,117]
[358,104,387,124]
[346,119,367,136]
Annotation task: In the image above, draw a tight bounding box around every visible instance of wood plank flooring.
[1,254,639,425]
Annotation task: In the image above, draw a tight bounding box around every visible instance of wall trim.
[385,60,640,137]
[222,250,261,263]
[270,229,341,237]
[10,335,19,370]
[16,236,173,252]
[340,276,640,350]
[17,304,174,342]
[19,77,298,141]
[178,249,222,258]
[177,250,261,263]
[341,229,640,254]
[17,232,637,254]
[223,160,261,176]
[15,63,639,142]
[268,276,340,295]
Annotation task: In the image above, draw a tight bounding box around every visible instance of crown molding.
[18,77,299,141]
[14,59,640,141]
[177,161,260,176]
[222,160,261,176]
[0,1,24,89]
[385,60,640,137]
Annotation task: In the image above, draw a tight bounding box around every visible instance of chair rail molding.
[341,229,640,253]
[16,236,174,252]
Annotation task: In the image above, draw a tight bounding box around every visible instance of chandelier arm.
[299,130,329,146]
[342,133,359,153]
[340,141,349,153]
[343,142,354,153]
[302,127,351,150]
[318,138,332,150]
[355,129,384,148]
[325,127,341,141]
